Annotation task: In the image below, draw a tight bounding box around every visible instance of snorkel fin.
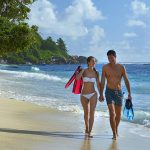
[123,99,134,120]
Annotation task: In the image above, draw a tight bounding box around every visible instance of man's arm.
[122,66,132,100]
[99,66,106,102]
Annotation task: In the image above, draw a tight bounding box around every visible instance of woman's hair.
[87,56,98,79]
[87,56,94,65]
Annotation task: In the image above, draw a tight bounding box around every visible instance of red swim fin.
[65,65,81,88]
[72,78,83,94]
[65,73,76,88]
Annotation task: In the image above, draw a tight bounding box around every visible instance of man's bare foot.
[116,130,119,137]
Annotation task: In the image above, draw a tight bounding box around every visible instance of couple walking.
[76,50,132,140]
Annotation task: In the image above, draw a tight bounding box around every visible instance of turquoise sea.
[0,63,150,137]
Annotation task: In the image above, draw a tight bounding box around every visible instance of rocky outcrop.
[50,55,87,64]
[77,56,87,64]
[67,56,87,64]
[0,55,87,65]
[50,56,67,64]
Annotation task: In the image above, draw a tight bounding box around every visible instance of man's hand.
[128,94,132,100]
[99,95,104,102]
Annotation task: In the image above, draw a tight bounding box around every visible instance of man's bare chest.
[105,68,122,79]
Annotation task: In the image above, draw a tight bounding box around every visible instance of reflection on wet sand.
[108,141,118,150]
[80,136,91,150]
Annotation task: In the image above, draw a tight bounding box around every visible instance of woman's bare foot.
[88,132,93,138]
[112,133,117,140]
[85,129,89,134]
[112,134,117,140]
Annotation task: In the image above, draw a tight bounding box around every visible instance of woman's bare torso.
[82,69,97,94]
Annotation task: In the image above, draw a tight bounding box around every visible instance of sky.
[28,0,150,63]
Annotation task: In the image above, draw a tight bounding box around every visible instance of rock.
[66,55,87,64]
[0,59,7,64]
[50,56,67,64]
[77,56,87,64]
[0,55,87,65]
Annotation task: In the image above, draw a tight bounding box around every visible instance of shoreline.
[0,62,150,65]
[0,97,150,150]
[1,95,149,129]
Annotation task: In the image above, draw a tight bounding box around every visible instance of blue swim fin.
[123,99,134,120]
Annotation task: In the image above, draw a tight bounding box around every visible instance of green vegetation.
[2,31,69,64]
[0,0,36,55]
[0,0,70,64]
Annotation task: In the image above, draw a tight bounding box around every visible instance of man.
[100,50,132,140]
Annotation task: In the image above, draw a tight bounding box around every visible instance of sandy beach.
[0,97,149,150]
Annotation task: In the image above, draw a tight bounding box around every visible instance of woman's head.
[87,56,96,67]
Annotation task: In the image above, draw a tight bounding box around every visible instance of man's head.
[107,50,116,64]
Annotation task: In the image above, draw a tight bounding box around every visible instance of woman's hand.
[76,68,84,80]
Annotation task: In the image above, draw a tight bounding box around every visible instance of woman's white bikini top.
[83,77,96,83]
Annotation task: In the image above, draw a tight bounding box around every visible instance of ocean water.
[0,63,150,132]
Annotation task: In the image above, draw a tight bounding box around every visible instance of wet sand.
[0,98,149,150]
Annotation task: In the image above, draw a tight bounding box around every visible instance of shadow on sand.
[0,128,86,139]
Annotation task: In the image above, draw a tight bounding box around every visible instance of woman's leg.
[80,95,89,133]
[89,92,97,136]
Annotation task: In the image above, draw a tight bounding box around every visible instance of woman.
[76,56,101,138]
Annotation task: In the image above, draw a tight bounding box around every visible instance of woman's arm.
[99,66,106,102]
[96,71,101,95]
[76,68,84,80]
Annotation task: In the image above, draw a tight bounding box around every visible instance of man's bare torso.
[104,63,124,90]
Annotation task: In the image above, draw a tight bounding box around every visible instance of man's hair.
[107,50,116,57]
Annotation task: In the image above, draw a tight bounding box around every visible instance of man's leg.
[115,105,122,136]
[108,104,117,139]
